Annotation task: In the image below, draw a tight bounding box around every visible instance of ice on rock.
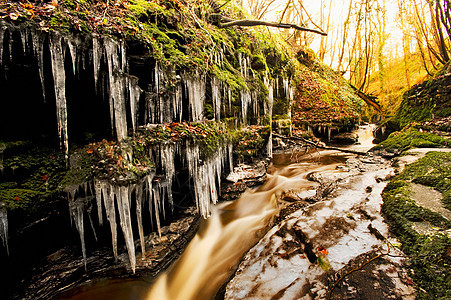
[49,32,69,160]
[0,206,9,256]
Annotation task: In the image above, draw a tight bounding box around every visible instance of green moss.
[373,127,448,153]
[233,125,270,163]
[382,151,451,299]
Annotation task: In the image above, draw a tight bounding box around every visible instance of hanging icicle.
[49,31,69,161]
[0,206,9,256]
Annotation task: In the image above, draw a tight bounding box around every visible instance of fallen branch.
[212,14,327,36]
[273,133,367,155]
[350,84,382,113]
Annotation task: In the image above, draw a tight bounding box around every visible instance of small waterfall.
[0,206,9,256]
[146,174,279,300]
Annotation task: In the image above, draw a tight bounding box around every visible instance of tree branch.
[213,15,327,36]
[273,134,367,155]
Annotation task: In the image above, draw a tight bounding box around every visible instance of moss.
[372,127,448,154]
[382,152,451,299]
[382,151,451,299]
[233,125,270,163]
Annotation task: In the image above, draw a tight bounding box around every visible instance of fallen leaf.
[9,13,18,20]
[14,196,20,201]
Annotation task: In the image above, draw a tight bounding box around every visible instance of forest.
[0,0,449,299]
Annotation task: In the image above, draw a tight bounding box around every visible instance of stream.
[59,124,396,300]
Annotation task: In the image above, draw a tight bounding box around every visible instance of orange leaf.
[320,249,329,255]
[86,148,94,154]
[14,196,21,201]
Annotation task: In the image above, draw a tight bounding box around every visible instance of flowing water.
[59,125,376,300]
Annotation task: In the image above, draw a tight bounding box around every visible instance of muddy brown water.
[58,125,375,300]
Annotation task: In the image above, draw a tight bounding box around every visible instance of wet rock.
[221,160,268,200]
[331,132,358,145]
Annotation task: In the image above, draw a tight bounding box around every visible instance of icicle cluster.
[0,206,9,256]
[66,141,231,272]
[186,142,232,218]
[145,63,183,124]
[238,52,250,77]
[184,73,206,122]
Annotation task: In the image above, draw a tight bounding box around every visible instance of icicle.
[92,35,102,90]
[94,180,103,225]
[67,39,78,75]
[211,77,221,121]
[100,181,118,260]
[68,194,87,271]
[135,180,146,258]
[87,204,98,242]
[49,32,69,161]
[228,86,232,113]
[8,29,13,62]
[241,90,251,125]
[128,76,141,133]
[0,206,9,256]
[104,38,128,141]
[30,30,46,101]
[151,180,163,238]
[174,81,183,123]
[0,25,5,66]
[184,73,206,122]
[251,91,259,117]
[160,143,176,211]
[115,185,136,273]
[0,143,5,174]
[19,29,27,54]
